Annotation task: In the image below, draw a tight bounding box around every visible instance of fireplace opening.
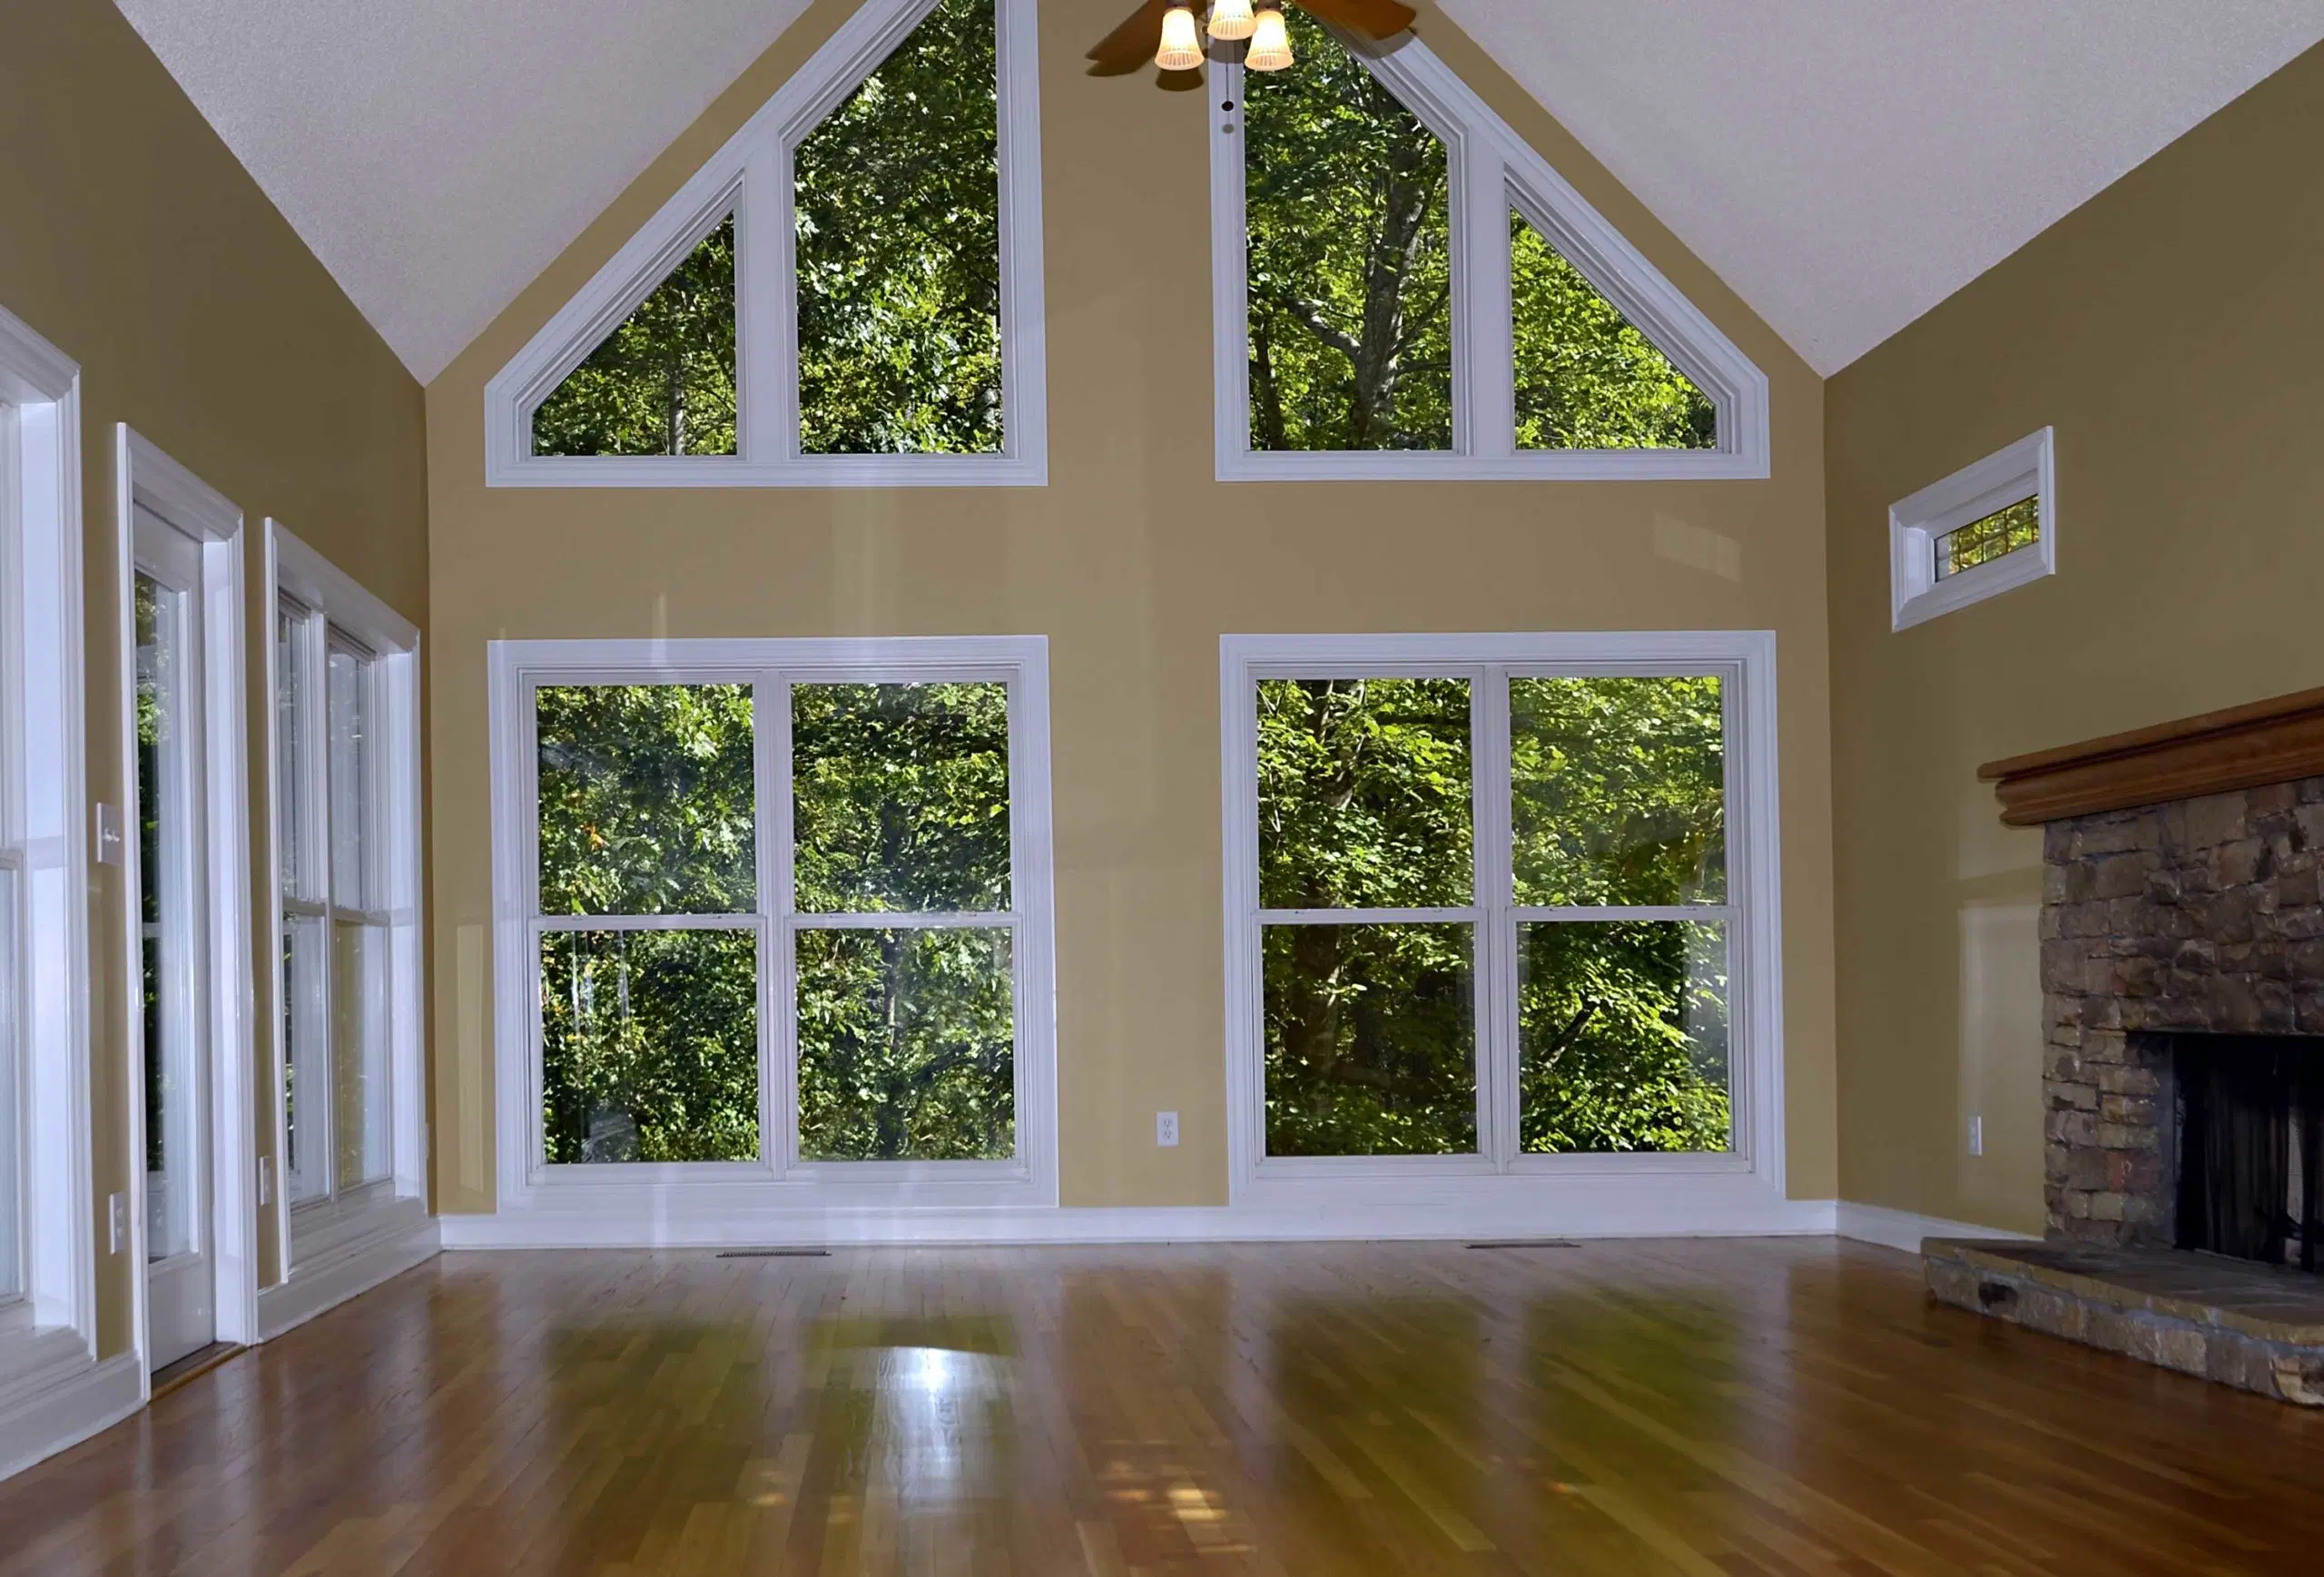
[2172,1034,2324,1271]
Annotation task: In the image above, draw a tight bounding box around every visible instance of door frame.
[113,428,255,1385]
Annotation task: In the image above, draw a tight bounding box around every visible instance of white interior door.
[134,506,216,1369]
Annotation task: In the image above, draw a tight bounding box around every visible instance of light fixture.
[1246,5,1295,72]
[1206,0,1256,42]
[1156,3,1204,70]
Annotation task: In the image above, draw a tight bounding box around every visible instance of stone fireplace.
[2038,779,2324,1258]
[1921,688,2324,1405]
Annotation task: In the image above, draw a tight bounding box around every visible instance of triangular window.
[1212,15,1765,478]
[489,0,1044,486]
[532,216,737,458]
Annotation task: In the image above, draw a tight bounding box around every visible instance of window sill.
[0,1322,97,1414]
[289,1189,428,1272]
[1215,447,1768,485]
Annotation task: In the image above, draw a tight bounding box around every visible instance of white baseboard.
[257,1216,442,1342]
[0,1351,143,1483]
[1835,1201,2041,1255]
[440,1192,1841,1250]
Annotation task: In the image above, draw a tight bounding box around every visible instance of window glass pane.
[1257,678,1471,910]
[531,215,737,457]
[1519,921,1729,1153]
[542,929,759,1163]
[282,915,330,1205]
[796,0,1003,455]
[0,865,18,1302]
[328,645,370,911]
[1935,495,2039,579]
[1512,208,1716,451]
[275,606,304,897]
[536,685,756,916]
[1244,9,1452,452]
[796,926,1014,1161]
[1263,922,1475,1156]
[793,682,1010,914]
[331,920,393,1188]
[135,573,195,1263]
[1510,676,1725,907]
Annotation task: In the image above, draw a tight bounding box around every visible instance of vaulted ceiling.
[116,1,2324,384]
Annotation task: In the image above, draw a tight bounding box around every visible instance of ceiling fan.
[1086,0,1417,76]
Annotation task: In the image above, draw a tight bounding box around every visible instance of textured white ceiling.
[118,1,2324,384]
[1441,0,2324,374]
[114,0,812,384]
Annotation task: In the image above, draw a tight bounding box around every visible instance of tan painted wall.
[0,2,428,1353]
[1825,43,2324,1234]
[423,0,1837,1213]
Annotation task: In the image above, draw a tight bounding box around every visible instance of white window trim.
[1217,630,1787,1214]
[483,0,1048,488]
[1889,426,2056,631]
[487,636,1059,1225]
[263,522,429,1274]
[1208,34,1769,483]
[0,304,96,1405]
[114,428,259,1362]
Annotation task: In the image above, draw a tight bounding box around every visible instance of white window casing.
[487,636,1059,1230]
[1889,427,2056,631]
[0,303,95,1408]
[1217,631,1787,1215]
[1209,34,1770,483]
[483,0,1047,488]
[264,523,428,1272]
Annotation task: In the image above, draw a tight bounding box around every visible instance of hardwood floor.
[4,1237,2321,1574]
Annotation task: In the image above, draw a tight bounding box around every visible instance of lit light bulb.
[1207,0,1256,42]
[1246,5,1294,71]
[1156,3,1204,70]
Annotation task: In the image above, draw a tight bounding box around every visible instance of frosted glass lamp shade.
[1207,0,1257,41]
[1246,6,1294,71]
[1157,5,1205,70]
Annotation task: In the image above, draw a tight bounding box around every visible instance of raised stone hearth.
[1925,1238,2324,1405]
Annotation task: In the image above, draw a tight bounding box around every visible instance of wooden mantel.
[1980,685,2324,825]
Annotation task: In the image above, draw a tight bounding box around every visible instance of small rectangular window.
[1891,428,2056,629]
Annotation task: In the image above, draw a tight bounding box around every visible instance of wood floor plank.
[3,1238,2322,1574]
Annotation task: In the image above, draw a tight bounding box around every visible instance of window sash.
[278,600,396,1215]
[1244,660,1741,1171]
[524,667,1031,1178]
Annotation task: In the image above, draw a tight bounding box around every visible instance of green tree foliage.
[1258,679,1474,1153]
[796,0,1003,454]
[1257,675,1730,1158]
[1244,10,1452,450]
[1935,496,2039,577]
[531,217,738,458]
[793,684,1017,1160]
[1512,212,1716,450]
[532,681,1020,1165]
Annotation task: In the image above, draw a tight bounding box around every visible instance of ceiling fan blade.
[1297,0,1418,41]
[1088,0,1173,74]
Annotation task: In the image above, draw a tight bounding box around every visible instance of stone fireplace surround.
[1919,686,2324,1405]
[2039,775,2324,1245]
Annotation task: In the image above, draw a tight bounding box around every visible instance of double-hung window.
[1221,633,1782,1207]
[0,302,91,1370]
[270,526,423,1261]
[485,0,1047,487]
[491,637,1057,1217]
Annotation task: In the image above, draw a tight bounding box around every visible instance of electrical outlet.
[108,1192,128,1254]
[258,1157,272,1207]
[1157,1110,1179,1148]
[1967,1114,1984,1158]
